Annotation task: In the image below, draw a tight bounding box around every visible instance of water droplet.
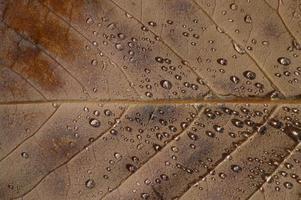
[217,58,228,65]
[243,71,256,80]
[232,41,246,54]
[169,125,177,132]
[187,132,199,140]
[277,57,291,66]
[231,164,242,173]
[230,76,240,84]
[107,23,116,30]
[213,125,224,133]
[91,59,98,66]
[117,33,126,40]
[104,109,112,116]
[269,119,283,129]
[160,174,169,181]
[115,43,124,51]
[231,119,244,128]
[86,17,93,24]
[145,92,153,98]
[206,130,215,138]
[85,179,95,189]
[93,110,100,116]
[244,15,252,23]
[171,146,179,152]
[114,152,122,160]
[219,173,227,179]
[153,144,162,151]
[126,164,137,173]
[167,20,173,25]
[141,193,150,199]
[283,125,301,142]
[89,118,101,128]
[160,80,172,90]
[230,3,238,10]
[21,152,29,159]
[283,182,293,189]
[148,21,157,26]
[292,39,301,50]
[155,56,164,63]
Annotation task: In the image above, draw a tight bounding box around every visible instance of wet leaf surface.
[1,0,301,200]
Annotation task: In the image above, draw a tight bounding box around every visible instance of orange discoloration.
[40,0,77,21]
[3,0,78,58]
[15,46,62,91]
[0,22,62,92]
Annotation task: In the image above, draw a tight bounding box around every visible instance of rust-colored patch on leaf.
[15,46,62,91]
[39,0,79,21]
[3,0,77,58]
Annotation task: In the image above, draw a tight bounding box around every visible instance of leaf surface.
[1,0,301,200]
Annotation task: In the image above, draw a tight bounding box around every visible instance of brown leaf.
[1,0,301,200]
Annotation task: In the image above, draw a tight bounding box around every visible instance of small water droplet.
[230,3,238,10]
[145,92,153,98]
[141,193,150,199]
[217,58,228,66]
[93,110,100,116]
[231,164,242,173]
[86,17,93,24]
[21,152,29,159]
[230,76,240,84]
[104,109,112,116]
[117,33,126,40]
[213,125,224,133]
[115,43,124,51]
[148,21,157,26]
[244,15,252,23]
[114,152,122,160]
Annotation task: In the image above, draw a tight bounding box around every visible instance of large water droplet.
[187,132,199,140]
[85,179,95,189]
[89,118,101,128]
[230,3,238,10]
[277,57,291,66]
[115,43,124,51]
[231,119,244,128]
[283,181,293,189]
[160,80,172,90]
[232,41,246,54]
[126,164,137,173]
[283,125,301,142]
[243,71,256,80]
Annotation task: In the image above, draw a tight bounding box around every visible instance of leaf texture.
[0,0,301,200]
